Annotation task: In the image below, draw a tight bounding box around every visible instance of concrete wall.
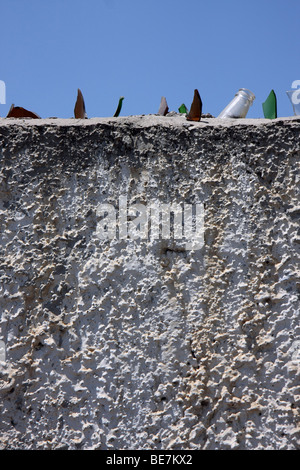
[0,114,299,450]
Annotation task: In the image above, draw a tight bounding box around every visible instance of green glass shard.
[114,96,124,117]
[262,90,277,119]
[178,103,188,114]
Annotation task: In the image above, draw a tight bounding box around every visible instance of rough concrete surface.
[0,114,299,450]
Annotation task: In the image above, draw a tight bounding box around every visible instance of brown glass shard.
[74,88,87,119]
[6,104,40,119]
[186,89,202,122]
[158,96,169,116]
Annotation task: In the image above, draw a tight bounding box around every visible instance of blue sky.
[0,0,299,118]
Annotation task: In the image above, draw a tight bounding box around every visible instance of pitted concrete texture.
[0,114,299,449]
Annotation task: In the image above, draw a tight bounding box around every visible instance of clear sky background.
[0,0,299,119]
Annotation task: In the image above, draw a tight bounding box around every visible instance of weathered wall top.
[0,115,299,449]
